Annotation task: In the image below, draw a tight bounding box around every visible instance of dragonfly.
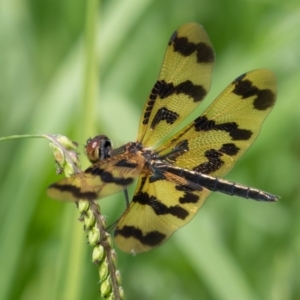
[48,23,279,254]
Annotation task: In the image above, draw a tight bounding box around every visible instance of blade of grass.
[54,1,101,300]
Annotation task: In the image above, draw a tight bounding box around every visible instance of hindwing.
[114,169,211,253]
[156,69,277,177]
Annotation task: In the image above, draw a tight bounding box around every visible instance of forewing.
[137,23,215,147]
[156,69,277,176]
[114,172,211,253]
[47,153,145,202]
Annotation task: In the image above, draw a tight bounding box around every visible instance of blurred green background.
[1,0,300,299]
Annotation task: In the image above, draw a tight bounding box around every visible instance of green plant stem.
[82,0,100,138]
[59,1,102,300]
[0,134,46,142]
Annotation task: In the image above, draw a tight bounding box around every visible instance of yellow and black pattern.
[47,150,145,202]
[114,69,277,253]
[156,69,277,177]
[137,23,215,147]
[47,23,278,254]
[114,172,210,253]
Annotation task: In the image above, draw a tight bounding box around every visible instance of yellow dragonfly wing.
[47,152,145,202]
[156,69,277,177]
[137,23,215,147]
[114,172,211,253]
[115,69,277,253]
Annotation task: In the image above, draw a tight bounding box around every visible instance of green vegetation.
[0,0,300,299]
